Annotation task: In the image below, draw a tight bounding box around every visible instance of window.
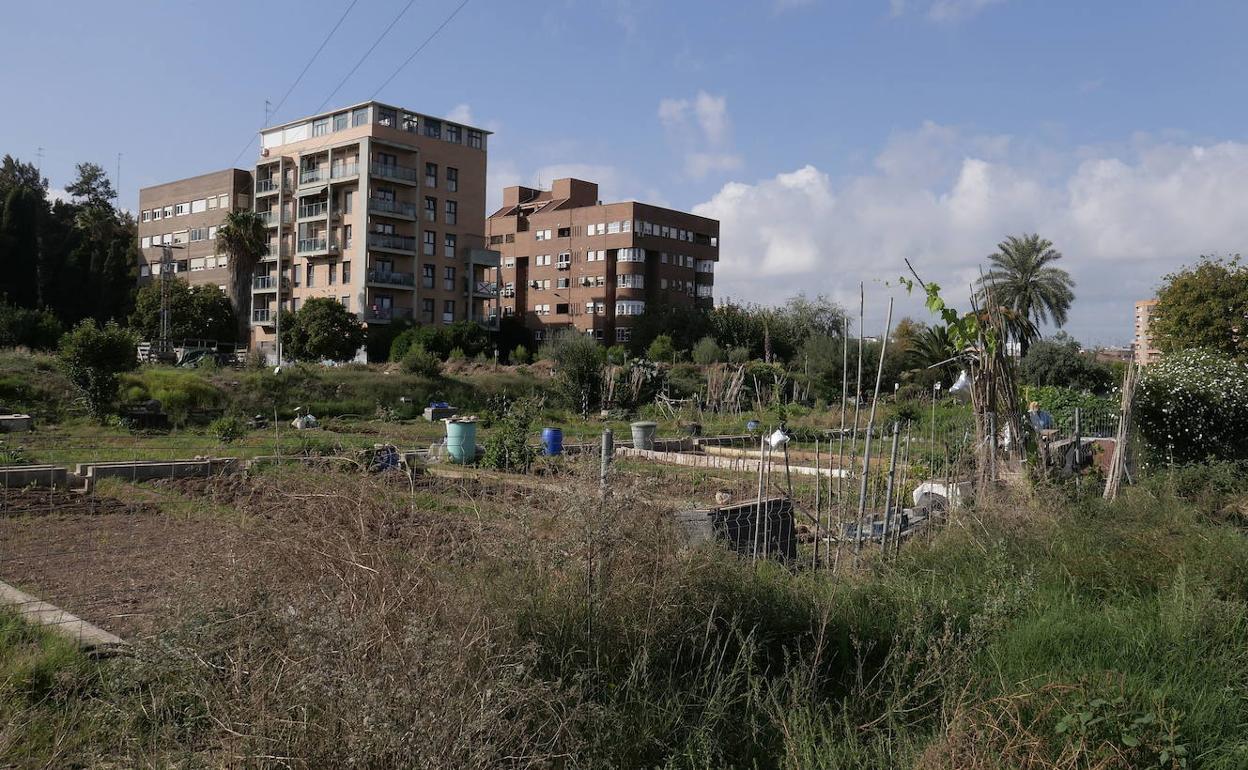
[534,228,552,241]
[557,226,570,238]
[422,264,435,288]
[446,167,458,192]
[468,130,483,149]
[190,257,206,271]
[161,233,172,245]
[443,233,456,258]
[502,281,515,297]
[141,236,151,248]
[189,228,208,242]
[556,252,571,268]
[301,263,313,286]
[374,222,395,235]
[174,203,188,216]
[141,210,151,222]
[696,259,715,273]
[660,278,668,289]
[208,225,217,239]
[425,196,437,222]
[140,264,150,277]
[329,262,338,285]
[421,299,434,323]
[444,200,457,225]
[402,113,418,132]
[446,124,461,144]
[586,250,605,262]
[442,299,455,324]
[152,208,162,221]
[343,224,353,249]
[376,107,396,127]
[443,266,456,291]
[377,151,397,166]
[342,261,350,282]
[425,162,438,188]
[343,190,354,214]
[616,300,646,316]
[555,303,569,315]
[607,221,621,234]
[352,107,369,126]
[535,254,551,266]
[313,118,329,136]
[218,195,229,209]
[616,327,632,343]
[207,196,218,210]
[503,256,515,267]
[423,230,436,255]
[424,118,442,139]
[190,198,206,214]
[333,112,349,131]
[172,230,188,244]
[341,296,350,308]
[556,277,570,289]
[617,248,645,262]
[617,273,644,289]
[163,206,173,218]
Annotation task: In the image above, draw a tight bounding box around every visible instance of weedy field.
[4,456,1248,769]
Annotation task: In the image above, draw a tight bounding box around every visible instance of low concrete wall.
[616,447,849,478]
[0,580,126,655]
[0,464,68,489]
[75,458,238,488]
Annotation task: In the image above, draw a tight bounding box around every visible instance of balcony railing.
[297,237,337,254]
[367,232,416,252]
[370,162,418,183]
[472,280,499,297]
[255,179,284,194]
[363,306,413,322]
[367,269,415,287]
[252,309,273,323]
[331,162,359,180]
[368,197,417,218]
[299,168,325,185]
[298,202,328,219]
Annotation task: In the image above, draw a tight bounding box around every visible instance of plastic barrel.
[631,421,657,450]
[445,421,478,464]
[542,427,564,456]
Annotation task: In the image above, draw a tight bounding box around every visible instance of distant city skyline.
[3,0,1247,345]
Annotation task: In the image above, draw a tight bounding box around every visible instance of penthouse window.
[468,130,483,149]
[313,117,330,136]
[446,124,462,144]
[402,113,418,133]
[352,107,369,127]
[333,112,349,131]
[376,107,397,127]
[424,118,442,139]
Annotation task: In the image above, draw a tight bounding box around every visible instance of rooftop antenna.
[264,99,273,126]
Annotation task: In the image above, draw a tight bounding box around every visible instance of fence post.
[600,428,613,498]
[1073,407,1082,492]
[986,411,997,484]
[880,422,901,554]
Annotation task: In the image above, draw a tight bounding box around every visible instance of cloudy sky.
[3,0,1246,344]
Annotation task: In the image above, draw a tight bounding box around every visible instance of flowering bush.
[1136,349,1248,463]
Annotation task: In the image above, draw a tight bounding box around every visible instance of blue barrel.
[542,427,564,456]
[445,420,478,464]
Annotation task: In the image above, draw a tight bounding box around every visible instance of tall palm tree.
[215,211,268,342]
[977,233,1075,355]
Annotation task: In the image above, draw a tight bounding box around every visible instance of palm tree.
[215,211,268,342]
[977,234,1075,355]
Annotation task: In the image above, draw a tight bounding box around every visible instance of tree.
[545,329,605,416]
[629,304,711,357]
[129,278,237,342]
[646,334,676,362]
[58,319,137,421]
[1150,255,1248,360]
[280,298,365,362]
[1136,349,1248,463]
[0,155,46,196]
[65,162,116,207]
[0,186,42,308]
[1019,333,1113,394]
[215,211,268,340]
[691,336,723,365]
[977,234,1075,355]
[0,302,62,350]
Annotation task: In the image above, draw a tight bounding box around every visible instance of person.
[1027,401,1055,431]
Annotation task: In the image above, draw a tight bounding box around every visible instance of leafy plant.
[479,396,539,472]
[1136,348,1248,463]
[209,415,247,443]
[400,344,442,377]
[57,320,137,421]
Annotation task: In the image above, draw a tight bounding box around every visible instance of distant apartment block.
[487,178,719,344]
[249,101,498,356]
[1134,299,1161,365]
[137,169,254,290]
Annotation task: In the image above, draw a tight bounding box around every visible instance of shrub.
[1136,349,1248,463]
[728,346,752,365]
[281,298,365,362]
[447,347,467,363]
[545,330,605,416]
[209,415,247,443]
[511,344,531,365]
[400,344,442,378]
[605,345,629,366]
[479,396,539,471]
[646,334,676,363]
[1020,335,1114,394]
[691,336,723,365]
[122,369,226,429]
[57,320,137,421]
[0,303,62,350]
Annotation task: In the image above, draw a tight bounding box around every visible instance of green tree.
[1150,255,1248,360]
[545,329,605,416]
[646,334,677,362]
[0,186,42,308]
[129,278,237,342]
[1019,333,1114,394]
[691,336,723,365]
[58,319,137,421]
[978,234,1075,355]
[64,162,116,207]
[629,304,711,357]
[281,298,365,362]
[0,302,62,350]
[215,211,268,340]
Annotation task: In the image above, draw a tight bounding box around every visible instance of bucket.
[445,420,478,464]
[541,427,564,456]
[631,421,657,450]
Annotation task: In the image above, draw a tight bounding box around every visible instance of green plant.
[646,334,676,363]
[57,320,137,421]
[281,298,366,362]
[691,336,723,365]
[1136,349,1248,463]
[209,415,247,443]
[400,344,442,377]
[545,330,605,417]
[605,344,628,366]
[511,344,531,365]
[447,347,467,362]
[728,346,751,364]
[479,396,539,471]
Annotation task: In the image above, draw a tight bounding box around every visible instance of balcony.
[298,201,328,219]
[252,275,286,292]
[470,313,500,330]
[255,210,291,227]
[331,162,360,181]
[363,306,413,324]
[370,162,418,184]
[367,269,415,287]
[255,179,285,196]
[472,280,499,298]
[368,197,417,219]
[251,308,275,325]
[296,237,338,256]
[299,168,326,186]
[367,232,416,253]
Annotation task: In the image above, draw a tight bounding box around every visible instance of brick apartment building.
[137,101,500,359]
[487,178,719,345]
[1134,298,1161,365]
[137,169,254,289]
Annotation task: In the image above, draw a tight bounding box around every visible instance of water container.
[542,427,564,456]
[631,421,657,450]
[444,420,478,464]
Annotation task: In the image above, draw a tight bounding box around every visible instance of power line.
[315,0,418,115]
[371,0,473,99]
[230,0,361,166]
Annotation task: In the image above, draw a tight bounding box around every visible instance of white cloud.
[658,90,742,180]
[891,0,1005,22]
[444,103,475,125]
[693,124,1248,344]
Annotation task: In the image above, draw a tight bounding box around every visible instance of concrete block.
[0,414,33,433]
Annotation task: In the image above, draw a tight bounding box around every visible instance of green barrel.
[445,420,478,464]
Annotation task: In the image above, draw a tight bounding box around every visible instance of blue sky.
[3,0,1247,344]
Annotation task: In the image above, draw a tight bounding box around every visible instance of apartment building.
[249,101,498,356]
[1133,299,1162,365]
[487,178,719,344]
[136,169,254,291]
